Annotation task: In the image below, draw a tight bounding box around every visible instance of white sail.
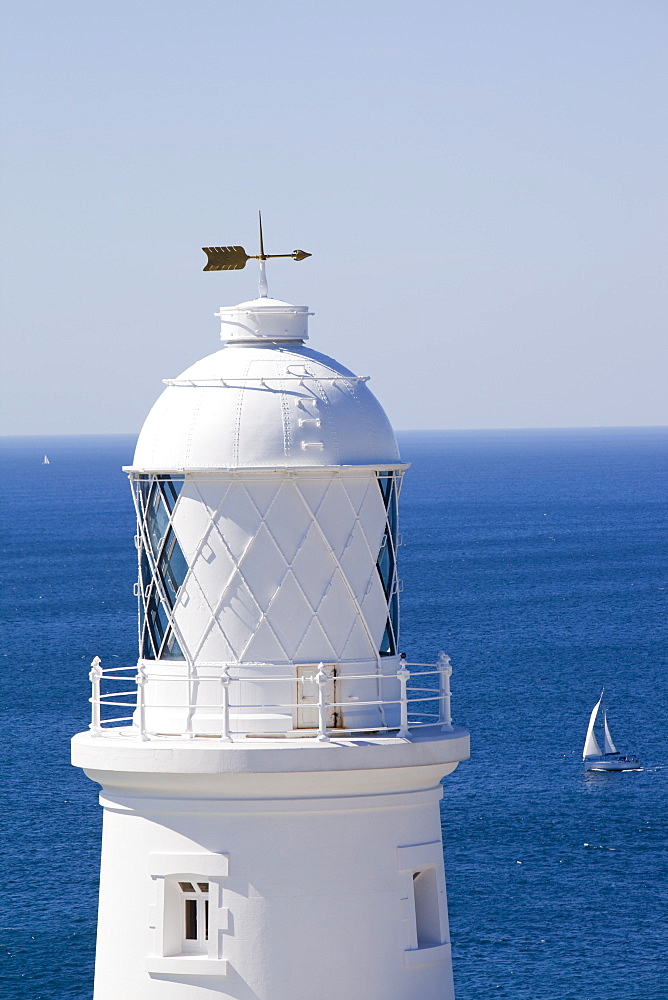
[603,711,618,755]
[583,690,604,759]
[43,455,50,464]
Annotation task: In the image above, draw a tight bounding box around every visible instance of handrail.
[86,653,456,741]
[95,667,442,684]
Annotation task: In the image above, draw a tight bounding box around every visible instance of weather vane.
[202,212,311,297]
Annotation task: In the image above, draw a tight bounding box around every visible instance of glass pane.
[379,590,399,657]
[141,616,154,660]
[139,548,152,590]
[179,882,195,893]
[146,587,167,654]
[379,618,395,656]
[156,597,169,638]
[389,590,399,642]
[377,533,394,597]
[204,898,209,941]
[377,472,392,504]
[159,529,188,607]
[147,482,169,557]
[387,482,397,534]
[185,898,197,940]
[160,627,184,660]
[160,534,178,606]
[159,476,183,514]
[168,538,188,591]
[197,883,209,893]
[136,477,152,506]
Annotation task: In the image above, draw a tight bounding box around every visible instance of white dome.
[131,299,400,470]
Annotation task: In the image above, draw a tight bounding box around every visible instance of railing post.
[220,666,232,742]
[89,656,102,737]
[438,651,454,732]
[316,662,331,742]
[135,664,148,741]
[397,655,410,738]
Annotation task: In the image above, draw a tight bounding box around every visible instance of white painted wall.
[73,734,466,1000]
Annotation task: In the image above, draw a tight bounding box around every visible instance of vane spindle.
[258,211,269,296]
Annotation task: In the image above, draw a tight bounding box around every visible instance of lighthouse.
[71,226,470,1000]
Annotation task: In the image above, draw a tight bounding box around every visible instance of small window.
[412,868,442,948]
[178,880,209,953]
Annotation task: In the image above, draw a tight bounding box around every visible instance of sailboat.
[583,689,640,771]
[42,455,50,465]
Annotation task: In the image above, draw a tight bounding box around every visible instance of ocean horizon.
[2,427,666,999]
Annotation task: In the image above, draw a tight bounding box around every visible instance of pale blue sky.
[1,0,666,434]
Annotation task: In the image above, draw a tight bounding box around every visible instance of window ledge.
[404,942,451,967]
[146,956,228,976]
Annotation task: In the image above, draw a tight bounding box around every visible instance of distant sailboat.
[583,689,640,771]
[42,454,50,465]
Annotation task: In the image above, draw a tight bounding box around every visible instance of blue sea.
[2,428,667,1000]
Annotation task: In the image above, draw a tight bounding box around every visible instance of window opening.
[412,868,441,949]
[185,899,198,940]
[178,880,209,953]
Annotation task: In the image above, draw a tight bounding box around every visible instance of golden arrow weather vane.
[203,212,311,297]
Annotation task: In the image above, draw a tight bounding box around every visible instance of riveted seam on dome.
[279,378,292,460]
[309,374,340,466]
[232,356,253,467]
[348,376,380,461]
[184,393,204,466]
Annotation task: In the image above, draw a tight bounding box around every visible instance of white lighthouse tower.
[72,228,470,1000]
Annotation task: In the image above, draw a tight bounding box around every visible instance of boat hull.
[585,759,641,771]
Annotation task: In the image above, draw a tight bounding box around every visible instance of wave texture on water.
[1,428,666,1000]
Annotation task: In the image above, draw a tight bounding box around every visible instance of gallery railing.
[87,653,455,742]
